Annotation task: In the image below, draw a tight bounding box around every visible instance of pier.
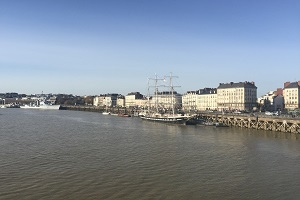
[199,113,300,134]
[60,105,137,116]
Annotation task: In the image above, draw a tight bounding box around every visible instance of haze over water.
[1,109,300,199]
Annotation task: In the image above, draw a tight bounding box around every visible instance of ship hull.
[20,105,60,110]
[140,116,188,124]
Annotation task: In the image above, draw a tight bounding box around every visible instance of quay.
[199,113,300,134]
[60,105,300,134]
[60,105,137,115]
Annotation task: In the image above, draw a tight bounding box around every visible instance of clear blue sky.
[1,0,299,96]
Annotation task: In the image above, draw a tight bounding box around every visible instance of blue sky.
[1,0,299,96]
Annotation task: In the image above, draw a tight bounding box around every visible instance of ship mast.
[148,74,165,113]
[164,72,180,117]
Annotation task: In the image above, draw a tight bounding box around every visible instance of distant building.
[197,88,217,111]
[125,92,144,108]
[116,95,125,107]
[283,81,300,110]
[93,93,119,107]
[257,91,277,111]
[182,91,198,111]
[217,81,257,111]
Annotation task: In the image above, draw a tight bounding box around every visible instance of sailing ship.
[140,73,190,124]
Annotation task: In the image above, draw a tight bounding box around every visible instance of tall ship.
[20,101,60,110]
[140,73,190,124]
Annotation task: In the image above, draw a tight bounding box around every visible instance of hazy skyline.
[1,0,299,96]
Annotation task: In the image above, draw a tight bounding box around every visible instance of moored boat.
[215,122,229,127]
[140,113,189,124]
[140,73,190,124]
[20,101,60,110]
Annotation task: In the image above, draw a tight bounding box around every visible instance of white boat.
[140,73,190,124]
[20,101,60,110]
[102,104,110,115]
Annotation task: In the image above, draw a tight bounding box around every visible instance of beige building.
[197,88,217,111]
[217,81,257,111]
[117,97,125,107]
[93,94,120,107]
[283,81,300,110]
[125,92,144,108]
[182,91,198,111]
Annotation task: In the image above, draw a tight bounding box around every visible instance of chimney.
[276,88,283,95]
[284,82,291,88]
[298,81,300,86]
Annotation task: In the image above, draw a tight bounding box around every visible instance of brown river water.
[0,109,300,199]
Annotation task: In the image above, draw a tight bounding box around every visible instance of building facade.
[197,88,217,111]
[182,91,198,111]
[125,92,144,108]
[93,93,119,107]
[283,81,300,110]
[217,81,257,111]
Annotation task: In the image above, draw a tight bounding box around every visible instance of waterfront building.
[217,81,257,111]
[93,93,118,107]
[149,91,182,110]
[257,89,284,111]
[197,88,217,111]
[116,95,125,107]
[257,91,277,111]
[125,92,144,108]
[283,81,300,110]
[182,91,198,111]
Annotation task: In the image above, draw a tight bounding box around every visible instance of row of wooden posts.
[201,113,300,134]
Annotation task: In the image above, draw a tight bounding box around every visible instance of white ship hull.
[20,104,60,110]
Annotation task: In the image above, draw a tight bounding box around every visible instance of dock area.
[60,105,300,134]
[199,113,300,134]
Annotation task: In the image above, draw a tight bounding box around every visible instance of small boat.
[118,113,131,117]
[203,121,215,126]
[102,112,110,115]
[215,122,229,127]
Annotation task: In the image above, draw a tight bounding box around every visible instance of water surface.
[0,109,300,199]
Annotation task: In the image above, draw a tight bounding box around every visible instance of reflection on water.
[0,109,300,200]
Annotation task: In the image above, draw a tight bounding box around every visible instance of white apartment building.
[182,91,198,111]
[197,88,217,111]
[217,81,257,111]
[125,92,144,108]
[283,81,300,110]
[117,97,125,107]
[93,94,119,107]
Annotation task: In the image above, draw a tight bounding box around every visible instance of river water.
[0,109,300,199]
